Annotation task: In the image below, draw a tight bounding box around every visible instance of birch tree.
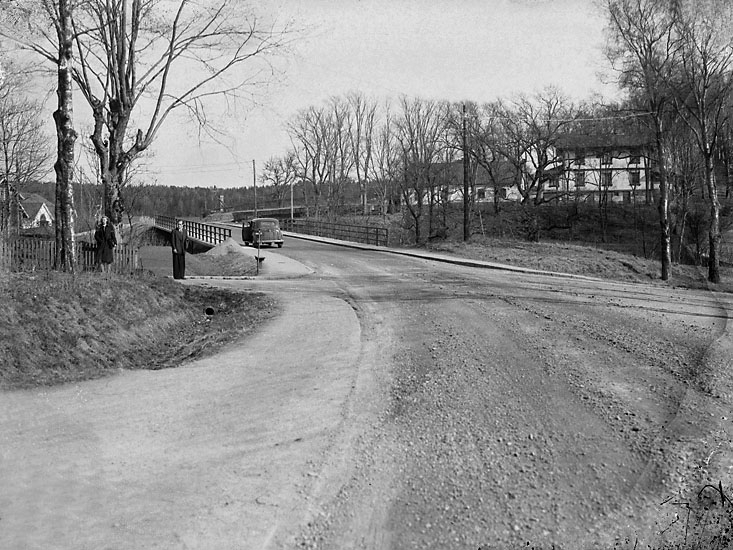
[606,0,678,280]
[54,0,77,271]
[1,0,77,271]
[4,0,289,224]
[669,0,733,283]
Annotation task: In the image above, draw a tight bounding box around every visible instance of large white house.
[544,134,656,203]
[435,134,657,206]
[406,133,659,207]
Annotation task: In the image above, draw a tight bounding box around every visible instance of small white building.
[20,193,55,228]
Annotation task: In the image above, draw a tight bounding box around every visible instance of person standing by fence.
[171,220,188,279]
[94,216,116,274]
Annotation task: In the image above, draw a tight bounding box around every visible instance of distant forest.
[24,181,294,231]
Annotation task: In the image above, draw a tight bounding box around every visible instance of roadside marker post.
[256,230,262,275]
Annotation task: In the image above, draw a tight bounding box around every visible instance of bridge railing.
[282,218,388,247]
[155,214,387,247]
[154,215,232,247]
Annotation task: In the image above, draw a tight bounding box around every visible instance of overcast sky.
[148,0,621,189]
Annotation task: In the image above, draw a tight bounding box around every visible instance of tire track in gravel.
[382,296,654,549]
[278,241,732,549]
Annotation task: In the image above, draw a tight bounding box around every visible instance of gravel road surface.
[1,237,732,550]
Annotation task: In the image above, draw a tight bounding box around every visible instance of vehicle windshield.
[255,220,278,229]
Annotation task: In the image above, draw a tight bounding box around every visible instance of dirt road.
[2,239,732,549]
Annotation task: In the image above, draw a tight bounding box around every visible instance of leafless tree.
[394,96,447,243]
[606,0,678,280]
[509,88,579,206]
[668,0,733,283]
[368,101,400,217]
[346,92,377,215]
[462,101,517,215]
[327,96,353,216]
[261,152,297,208]
[0,62,52,236]
[1,0,78,271]
[289,105,333,216]
[485,106,523,212]
[4,0,290,224]
[440,102,469,236]
[51,0,78,272]
[665,121,704,262]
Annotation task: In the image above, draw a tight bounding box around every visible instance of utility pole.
[252,159,257,218]
[462,103,470,242]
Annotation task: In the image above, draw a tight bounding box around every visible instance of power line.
[467,111,654,124]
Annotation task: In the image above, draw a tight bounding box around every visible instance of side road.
[0,292,363,550]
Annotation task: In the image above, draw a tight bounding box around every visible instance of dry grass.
[426,235,733,293]
[0,269,277,390]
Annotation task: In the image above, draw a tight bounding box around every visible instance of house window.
[574,170,585,187]
[477,188,486,200]
[548,175,560,188]
[601,169,613,187]
[629,154,640,165]
[601,151,613,166]
[576,154,585,166]
[629,169,640,187]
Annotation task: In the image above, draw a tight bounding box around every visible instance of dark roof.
[20,192,53,206]
[555,133,653,151]
[19,193,54,221]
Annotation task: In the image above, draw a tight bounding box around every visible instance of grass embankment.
[426,236,733,292]
[0,270,277,390]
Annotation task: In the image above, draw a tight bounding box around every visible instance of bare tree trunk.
[90,100,129,225]
[725,142,732,199]
[655,123,671,280]
[0,177,9,237]
[599,188,608,243]
[53,0,77,273]
[361,181,368,216]
[678,210,687,264]
[704,152,721,283]
[427,185,435,237]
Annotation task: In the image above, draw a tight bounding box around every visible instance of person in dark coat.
[94,216,117,273]
[171,220,189,279]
